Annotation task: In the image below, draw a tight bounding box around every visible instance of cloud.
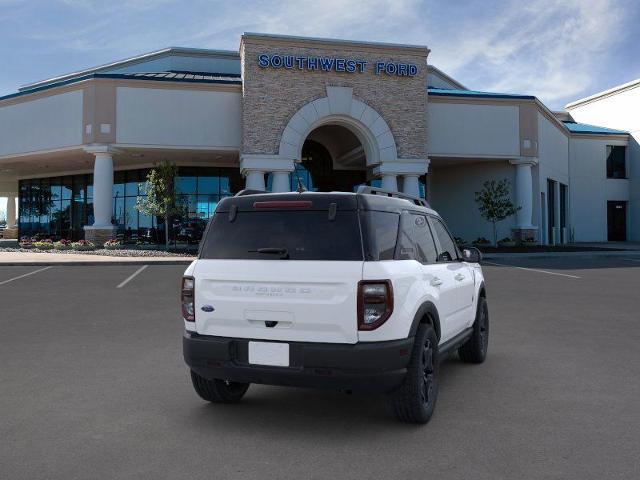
[426,0,630,108]
[1,0,637,109]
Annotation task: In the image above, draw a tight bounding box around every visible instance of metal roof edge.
[427,88,535,100]
[427,65,467,90]
[2,72,242,103]
[19,46,240,92]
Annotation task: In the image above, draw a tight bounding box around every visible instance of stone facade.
[240,34,429,161]
[1,228,18,239]
[84,226,117,246]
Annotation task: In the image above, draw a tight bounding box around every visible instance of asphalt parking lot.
[1,256,639,479]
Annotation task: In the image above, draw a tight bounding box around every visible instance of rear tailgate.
[194,260,362,343]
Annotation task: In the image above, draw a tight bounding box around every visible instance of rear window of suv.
[200,210,364,261]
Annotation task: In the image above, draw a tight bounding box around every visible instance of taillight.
[357,280,393,330]
[181,276,195,322]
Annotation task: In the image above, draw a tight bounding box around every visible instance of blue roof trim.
[562,121,628,135]
[0,72,242,102]
[428,87,535,100]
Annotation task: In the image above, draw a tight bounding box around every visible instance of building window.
[606,146,626,179]
[18,166,243,247]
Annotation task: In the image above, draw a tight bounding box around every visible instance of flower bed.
[54,239,73,250]
[71,240,96,251]
[103,239,123,250]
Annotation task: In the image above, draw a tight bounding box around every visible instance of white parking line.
[0,266,52,286]
[116,265,149,289]
[483,261,581,279]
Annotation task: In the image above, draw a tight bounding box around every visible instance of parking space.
[1,257,639,479]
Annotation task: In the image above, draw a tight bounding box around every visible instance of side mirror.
[437,251,452,262]
[462,247,482,263]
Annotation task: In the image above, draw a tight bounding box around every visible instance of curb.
[482,251,640,260]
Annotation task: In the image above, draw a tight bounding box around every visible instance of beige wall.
[0,90,83,157]
[240,35,428,159]
[427,102,520,157]
[115,86,242,148]
[429,161,517,242]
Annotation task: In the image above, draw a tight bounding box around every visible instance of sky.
[1,0,640,215]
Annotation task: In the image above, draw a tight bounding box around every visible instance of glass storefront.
[19,166,243,246]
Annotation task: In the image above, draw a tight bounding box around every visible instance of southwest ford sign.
[257,54,418,77]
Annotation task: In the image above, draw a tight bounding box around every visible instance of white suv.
[182,187,488,423]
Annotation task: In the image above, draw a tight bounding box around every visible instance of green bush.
[71,240,96,251]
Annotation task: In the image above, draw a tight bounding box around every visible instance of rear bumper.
[183,331,414,393]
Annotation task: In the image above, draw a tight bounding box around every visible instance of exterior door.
[607,201,627,241]
[547,179,556,244]
[396,211,459,343]
[428,216,475,337]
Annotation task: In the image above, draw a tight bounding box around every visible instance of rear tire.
[387,324,439,424]
[190,370,250,403]
[458,296,489,364]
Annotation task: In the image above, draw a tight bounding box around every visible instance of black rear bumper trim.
[183,332,414,393]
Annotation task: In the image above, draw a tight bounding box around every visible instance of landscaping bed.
[476,245,623,254]
[0,247,195,257]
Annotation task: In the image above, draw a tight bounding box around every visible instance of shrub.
[472,237,491,246]
[33,239,54,250]
[71,240,96,251]
[54,239,73,250]
[19,236,34,249]
[103,239,123,250]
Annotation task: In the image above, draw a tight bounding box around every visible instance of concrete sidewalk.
[483,250,640,260]
[0,251,194,266]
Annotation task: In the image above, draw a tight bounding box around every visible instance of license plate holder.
[248,341,290,367]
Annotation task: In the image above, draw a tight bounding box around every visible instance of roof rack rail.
[234,189,268,197]
[356,185,430,208]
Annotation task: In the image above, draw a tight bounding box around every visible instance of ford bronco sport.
[182,187,488,423]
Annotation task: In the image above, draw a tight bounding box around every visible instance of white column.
[381,174,398,192]
[271,172,290,192]
[402,174,421,198]
[92,152,114,227]
[245,170,266,191]
[511,159,536,228]
[6,195,17,228]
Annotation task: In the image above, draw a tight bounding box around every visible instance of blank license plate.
[248,341,289,367]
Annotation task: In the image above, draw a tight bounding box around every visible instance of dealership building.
[0,33,637,245]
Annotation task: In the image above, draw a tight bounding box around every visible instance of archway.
[297,124,367,192]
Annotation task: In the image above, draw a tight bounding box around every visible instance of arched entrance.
[242,86,427,196]
[297,124,367,192]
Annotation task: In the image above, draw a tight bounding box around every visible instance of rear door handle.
[430,277,443,287]
[455,273,465,281]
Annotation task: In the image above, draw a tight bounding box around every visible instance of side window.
[394,212,438,263]
[395,212,417,261]
[430,217,458,262]
[412,214,438,264]
[362,211,400,261]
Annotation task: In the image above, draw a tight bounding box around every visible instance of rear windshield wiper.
[249,247,290,259]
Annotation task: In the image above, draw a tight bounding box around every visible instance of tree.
[136,161,182,250]
[474,179,519,246]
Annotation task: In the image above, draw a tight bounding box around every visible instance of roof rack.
[356,185,430,208]
[234,189,268,197]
